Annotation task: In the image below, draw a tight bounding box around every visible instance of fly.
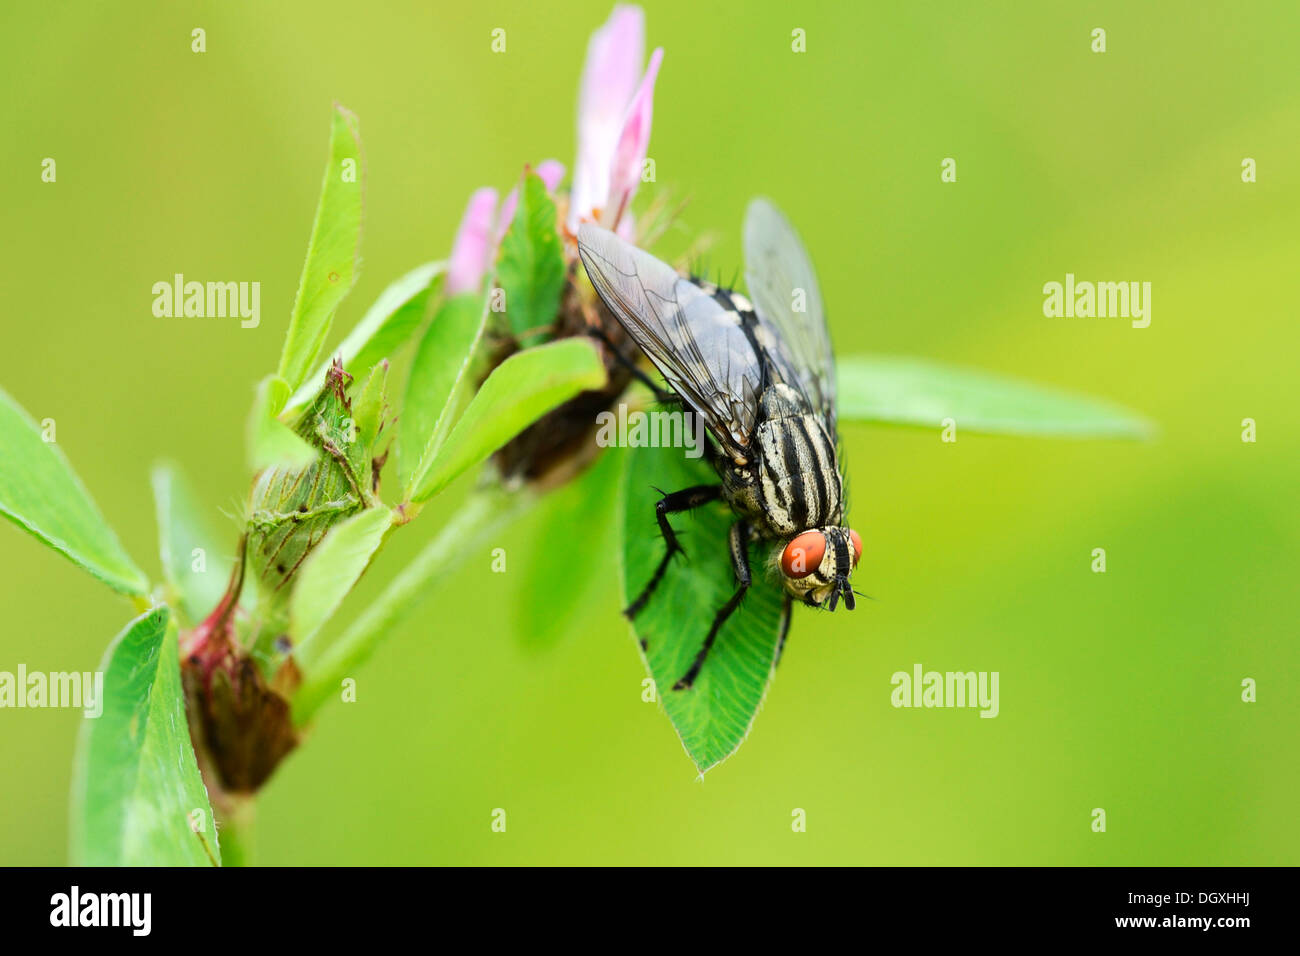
[577,198,862,690]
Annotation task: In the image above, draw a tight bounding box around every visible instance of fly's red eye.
[848,529,863,566]
[781,531,826,579]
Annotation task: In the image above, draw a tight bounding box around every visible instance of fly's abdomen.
[754,414,842,536]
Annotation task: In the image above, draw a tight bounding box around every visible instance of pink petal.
[536,159,566,193]
[616,210,637,240]
[603,46,662,231]
[567,5,645,230]
[447,187,498,295]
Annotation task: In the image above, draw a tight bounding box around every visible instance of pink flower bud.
[447,187,499,294]
[568,5,645,231]
[603,46,662,231]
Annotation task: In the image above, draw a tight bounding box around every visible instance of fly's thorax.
[758,382,808,420]
[750,389,843,537]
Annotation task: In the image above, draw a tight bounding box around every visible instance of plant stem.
[291,483,536,724]
[216,793,256,867]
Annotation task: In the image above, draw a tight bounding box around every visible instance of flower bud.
[244,358,386,599]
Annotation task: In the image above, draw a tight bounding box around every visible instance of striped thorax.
[722,381,858,608]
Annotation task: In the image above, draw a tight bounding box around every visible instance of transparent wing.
[578,223,762,459]
[743,197,836,434]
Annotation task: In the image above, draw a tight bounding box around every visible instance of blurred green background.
[2,0,1297,865]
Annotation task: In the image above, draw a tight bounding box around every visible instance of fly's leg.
[625,484,721,619]
[773,598,793,666]
[673,519,751,691]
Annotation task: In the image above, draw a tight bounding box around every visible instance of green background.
[2,0,1296,864]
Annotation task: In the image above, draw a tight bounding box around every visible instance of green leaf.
[70,607,220,866]
[290,505,393,661]
[409,338,608,503]
[151,462,236,624]
[286,261,442,410]
[0,385,149,596]
[351,361,388,452]
[836,355,1153,438]
[497,171,566,346]
[246,375,315,473]
[276,103,365,393]
[398,293,490,495]
[513,446,622,648]
[621,444,788,775]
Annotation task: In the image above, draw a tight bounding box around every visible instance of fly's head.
[778,527,863,611]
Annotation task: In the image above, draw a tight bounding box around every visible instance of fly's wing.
[743,197,837,435]
[577,223,762,460]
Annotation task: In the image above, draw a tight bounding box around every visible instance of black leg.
[585,326,675,405]
[773,597,793,667]
[674,520,751,691]
[625,484,721,619]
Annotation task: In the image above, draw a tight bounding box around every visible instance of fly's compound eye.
[848,529,863,567]
[781,531,827,579]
